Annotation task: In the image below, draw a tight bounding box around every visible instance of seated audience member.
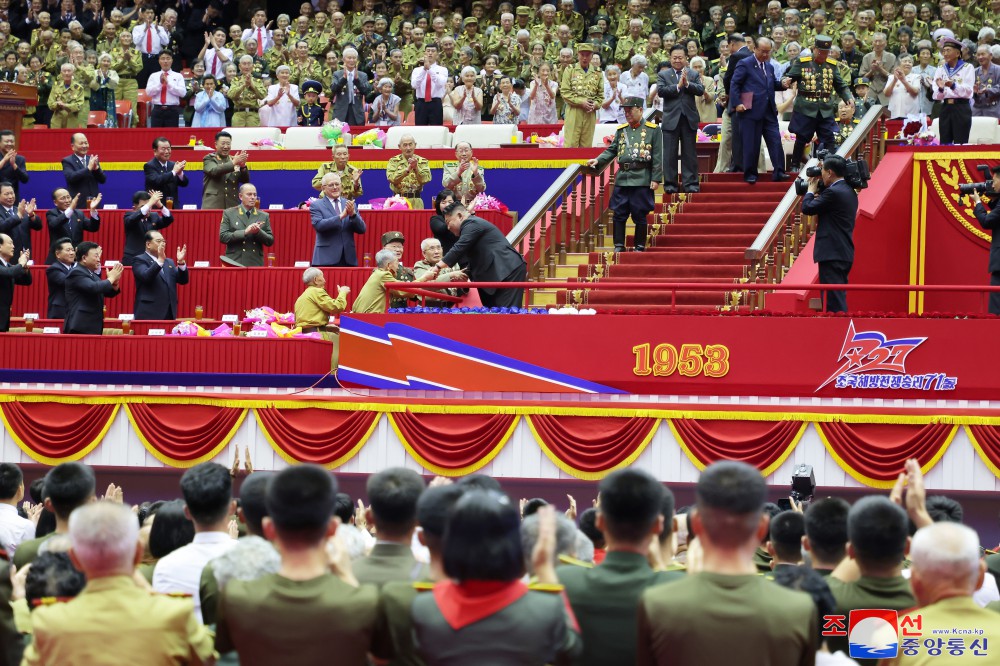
[352,248,399,314]
[353,467,426,588]
[215,465,379,664]
[428,189,457,255]
[142,138,188,206]
[369,76,402,126]
[122,190,173,266]
[441,142,487,204]
[45,238,75,319]
[882,523,1000,666]
[310,173,367,267]
[411,490,581,665]
[638,461,818,666]
[559,469,681,666]
[294,267,350,335]
[219,184,274,267]
[139,500,194,584]
[22,502,215,666]
[13,463,95,570]
[200,472,279,627]
[45,188,100,264]
[766,510,806,572]
[132,230,188,321]
[64,241,123,335]
[0,463,35,556]
[312,145,364,201]
[0,232,31,332]
[413,238,467,307]
[803,497,850,576]
[152,462,237,623]
[0,181,41,258]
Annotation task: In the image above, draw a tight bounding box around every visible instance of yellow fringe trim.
[911,152,1000,161]
[1,403,119,465]
[124,405,248,469]
[525,415,659,481]
[387,413,517,476]
[253,408,378,470]
[31,159,585,172]
[667,420,806,478]
[963,425,1000,480]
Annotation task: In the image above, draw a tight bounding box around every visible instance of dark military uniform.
[834,116,860,147]
[377,232,418,310]
[298,79,325,126]
[590,97,663,252]
[782,35,854,168]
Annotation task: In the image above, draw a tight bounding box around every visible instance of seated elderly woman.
[294,267,350,337]
[352,248,436,314]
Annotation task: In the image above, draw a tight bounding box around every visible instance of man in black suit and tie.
[729,37,790,184]
[0,233,31,332]
[123,190,173,266]
[0,182,41,258]
[131,230,189,320]
[46,188,101,264]
[0,130,29,200]
[722,33,752,173]
[435,202,527,308]
[310,173,366,267]
[61,133,106,202]
[331,48,371,126]
[657,45,705,194]
[801,155,858,313]
[64,241,124,335]
[971,166,1000,315]
[143,137,188,205]
[46,237,76,319]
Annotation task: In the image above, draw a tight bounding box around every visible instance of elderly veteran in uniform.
[228,55,267,128]
[311,145,363,199]
[413,237,468,308]
[386,134,432,208]
[441,141,486,204]
[588,96,662,253]
[352,247,437,314]
[561,42,604,147]
[381,230,418,308]
[295,267,350,366]
[219,184,274,267]
[203,131,250,209]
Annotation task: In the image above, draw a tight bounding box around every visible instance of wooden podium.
[0,82,39,143]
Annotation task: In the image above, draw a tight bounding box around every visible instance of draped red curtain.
[669,419,805,476]
[389,412,518,476]
[0,402,118,464]
[126,404,247,467]
[255,407,379,468]
[816,422,958,487]
[526,415,659,479]
[965,425,1000,478]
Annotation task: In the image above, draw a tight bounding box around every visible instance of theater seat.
[453,123,520,147]
[969,117,999,144]
[282,126,327,149]
[87,111,107,128]
[223,127,282,150]
[591,123,619,147]
[383,125,451,149]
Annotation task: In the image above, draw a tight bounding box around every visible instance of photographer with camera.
[971,165,1000,315]
[802,154,859,313]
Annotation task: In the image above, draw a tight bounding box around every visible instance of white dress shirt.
[241,26,273,53]
[619,69,650,104]
[203,47,234,79]
[145,69,187,106]
[131,23,170,56]
[152,531,236,623]
[410,63,449,101]
[0,503,35,555]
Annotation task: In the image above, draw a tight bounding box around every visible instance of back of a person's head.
[25,551,87,610]
[416,484,466,548]
[29,478,45,504]
[69,501,140,576]
[147,499,195,559]
[769,510,805,563]
[658,489,677,546]
[578,508,605,549]
[238,472,273,537]
[521,511,577,571]
[0,463,23,501]
[925,495,963,524]
[443,490,523,582]
[695,461,767,548]
[456,473,502,493]
[333,492,354,525]
[44,462,96,521]
[773,564,836,644]
[597,468,665,544]
[909,522,981,593]
[366,467,424,538]
[847,496,908,570]
[179,462,232,527]
[521,497,549,517]
[266,464,338,545]
[804,497,850,566]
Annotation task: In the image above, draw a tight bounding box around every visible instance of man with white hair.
[413,238,467,308]
[352,248,409,314]
[972,44,1000,118]
[332,46,370,125]
[441,141,486,203]
[294,266,349,336]
[310,172,366,267]
[22,502,215,665]
[620,55,650,104]
[228,55,267,128]
[881,522,1000,665]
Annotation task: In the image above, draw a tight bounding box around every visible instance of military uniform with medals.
[48,80,86,128]
[227,74,267,127]
[590,97,663,252]
[312,162,363,200]
[561,43,605,147]
[385,152,432,209]
[380,231,416,308]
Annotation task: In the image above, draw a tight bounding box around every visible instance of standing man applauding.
[203,131,249,210]
[122,190,172,266]
[132,230,188,320]
[410,43,448,126]
[0,233,30,332]
[61,133,105,202]
[658,45,704,194]
[45,188,100,264]
[0,130,28,200]
[145,51,186,128]
[220,184,273,267]
[143,137,188,205]
[132,5,169,85]
[65,241,123,335]
[310,174,366,267]
[933,37,975,145]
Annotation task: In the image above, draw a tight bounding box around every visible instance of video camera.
[794,149,871,195]
[958,165,996,197]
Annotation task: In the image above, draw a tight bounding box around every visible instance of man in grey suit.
[657,45,705,194]
[330,48,371,126]
[219,184,274,267]
[310,173,366,267]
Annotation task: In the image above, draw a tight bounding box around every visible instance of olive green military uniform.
[487,29,519,58]
[881,596,1000,666]
[371,580,432,666]
[385,153,432,209]
[219,205,274,267]
[614,35,648,67]
[202,153,251,210]
[112,48,142,127]
[826,575,916,663]
[227,75,267,127]
[312,162,363,200]
[561,50,604,148]
[42,45,64,75]
[263,49,290,77]
[352,268,396,314]
[441,162,486,203]
[11,533,54,570]
[530,22,560,45]
[615,15,653,38]
[545,39,575,63]
[402,43,425,71]
[889,19,929,45]
[48,80,86,128]
[72,63,95,127]
[387,63,414,115]
[290,58,322,88]
[354,543,427,588]
[783,42,854,167]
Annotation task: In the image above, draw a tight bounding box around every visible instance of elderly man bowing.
[310,173,366,267]
[295,267,350,367]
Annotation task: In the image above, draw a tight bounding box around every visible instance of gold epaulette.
[528,582,566,593]
[827,57,840,65]
[616,123,628,129]
[800,56,812,62]
[644,121,657,128]
[412,581,435,591]
[558,554,594,568]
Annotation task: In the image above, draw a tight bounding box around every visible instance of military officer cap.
[595,14,611,24]
[301,79,322,95]
[588,25,604,35]
[576,42,595,53]
[813,34,833,50]
[853,76,871,87]
[463,16,478,26]
[621,96,645,108]
[938,36,963,50]
[362,15,376,24]
[381,231,405,246]
[516,6,531,15]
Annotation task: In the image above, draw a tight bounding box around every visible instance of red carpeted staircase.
[561,173,792,313]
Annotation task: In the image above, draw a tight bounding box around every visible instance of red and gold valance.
[0,402,119,465]
[389,411,518,476]
[669,418,804,477]
[126,404,247,468]
[255,407,379,468]
[526,415,659,480]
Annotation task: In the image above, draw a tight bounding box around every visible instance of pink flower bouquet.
[170,321,210,336]
[369,196,411,210]
[537,133,564,148]
[469,194,508,213]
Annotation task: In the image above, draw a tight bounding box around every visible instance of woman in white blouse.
[883,54,921,119]
[264,65,300,127]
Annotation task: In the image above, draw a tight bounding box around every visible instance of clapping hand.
[678,70,688,87]
[70,192,81,210]
[17,249,29,267]
[102,482,124,503]
[89,193,102,210]
[470,157,479,175]
[245,222,260,234]
[173,160,187,174]
[108,262,124,285]
[148,190,163,208]
[204,31,212,45]
[565,494,577,521]
[344,200,355,216]
[889,458,932,529]
[88,155,100,170]
[176,244,187,264]
[156,238,167,261]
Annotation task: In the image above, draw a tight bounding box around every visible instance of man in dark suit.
[61,133,106,201]
[802,154,858,313]
[657,45,705,194]
[122,190,173,266]
[45,188,101,264]
[0,233,31,332]
[64,241,123,335]
[0,130,29,200]
[142,137,189,205]
[436,202,528,308]
[330,48,371,125]
[131,230,189,320]
[729,37,790,184]
[46,237,76,319]
[972,166,1000,315]
[0,182,41,258]
[310,173,366,267]
[722,33,752,173]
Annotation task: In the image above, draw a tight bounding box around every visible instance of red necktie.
[424,69,432,102]
[256,28,264,56]
[146,27,152,53]
[212,53,218,75]
[160,73,167,104]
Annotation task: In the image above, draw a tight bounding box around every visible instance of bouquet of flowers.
[249,138,283,149]
[243,306,295,326]
[468,194,508,213]
[170,321,210,336]
[368,195,411,210]
[537,133,564,148]
[353,128,386,147]
[911,131,940,146]
[210,323,235,337]
[320,120,351,146]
